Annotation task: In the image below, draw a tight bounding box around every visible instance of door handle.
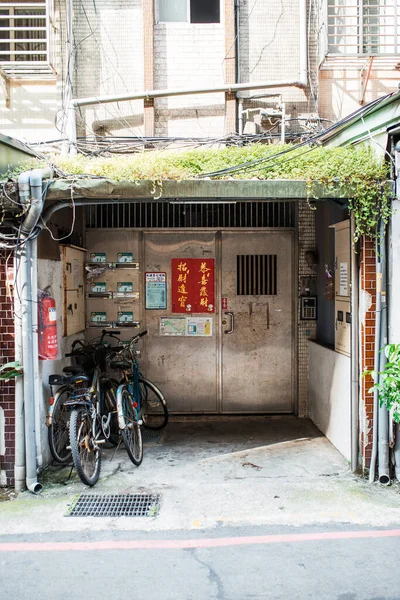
[224,312,234,334]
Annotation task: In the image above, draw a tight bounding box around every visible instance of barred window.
[0,1,53,76]
[327,0,400,55]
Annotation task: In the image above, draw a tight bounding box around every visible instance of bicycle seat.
[63,365,86,375]
[110,360,131,370]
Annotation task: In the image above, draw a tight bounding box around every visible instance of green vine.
[6,143,392,241]
[365,344,400,423]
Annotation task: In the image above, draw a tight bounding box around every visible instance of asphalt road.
[1,524,399,600]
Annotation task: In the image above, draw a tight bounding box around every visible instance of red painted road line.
[0,529,400,552]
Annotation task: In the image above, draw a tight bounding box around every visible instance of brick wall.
[0,257,15,487]
[298,201,317,417]
[360,236,376,472]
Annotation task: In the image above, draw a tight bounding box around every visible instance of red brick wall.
[0,257,15,487]
[360,237,376,472]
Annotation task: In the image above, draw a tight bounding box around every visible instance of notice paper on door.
[339,262,348,296]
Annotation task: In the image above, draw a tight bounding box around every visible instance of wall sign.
[160,316,213,337]
[160,316,187,336]
[146,272,167,310]
[117,252,134,263]
[171,258,215,313]
[339,262,348,296]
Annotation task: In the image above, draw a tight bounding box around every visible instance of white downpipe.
[31,238,43,470]
[66,0,308,148]
[16,169,50,494]
[62,0,76,155]
[14,247,26,492]
[280,103,286,143]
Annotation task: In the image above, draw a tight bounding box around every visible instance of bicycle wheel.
[69,407,102,486]
[48,386,72,464]
[139,377,168,430]
[119,385,143,466]
[102,378,120,446]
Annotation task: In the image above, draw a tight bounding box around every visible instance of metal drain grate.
[67,494,161,517]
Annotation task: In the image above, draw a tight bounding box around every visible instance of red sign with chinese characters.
[171,258,215,313]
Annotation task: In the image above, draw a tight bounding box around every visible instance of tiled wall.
[0,258,15,487]
[298,201,317,417]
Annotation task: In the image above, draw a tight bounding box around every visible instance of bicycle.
[64,333,122,486]
[47,335,119,466]
[112,330,168,465]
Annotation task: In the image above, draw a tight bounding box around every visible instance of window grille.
[327,0,400,55]
[157,0,220,24]
[0,1,54,76]
[237,255,277,296]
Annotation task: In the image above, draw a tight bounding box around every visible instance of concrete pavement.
[0,417,399,535]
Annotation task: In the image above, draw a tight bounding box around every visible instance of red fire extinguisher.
[38,296,58,360]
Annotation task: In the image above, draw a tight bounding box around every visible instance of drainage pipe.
[14,247,25,492]
[16,168,51,493]
[31,237,43,470]
[395,425,400,481]
[350,214,359,472]
[21,240,42,494]
[378,219,390,484]
[369,229,383,483]
[394,143,400,480]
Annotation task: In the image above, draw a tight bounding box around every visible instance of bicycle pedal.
[96,439,106,445]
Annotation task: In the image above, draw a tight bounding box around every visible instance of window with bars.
[157,0,220,23]
[237,255,277,296]
[0,1,52,75]
[327,0,400,55]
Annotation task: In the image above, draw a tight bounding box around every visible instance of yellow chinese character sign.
[171,258,215,313]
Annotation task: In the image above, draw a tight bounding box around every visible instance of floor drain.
[67,494,161,517]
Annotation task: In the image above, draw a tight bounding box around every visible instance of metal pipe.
[280,103,286,143]
[62,0,76,155]
[72,79,307,109]
[378,218,390,484]
[14,247,26,492]
[21,240,42,495]
[18,168,52,234]
[395,424,400,481]
[31,237,43,470]
[350,214,359,472]
[369,233,382,483]
[16,168,51,493]
[238,100,244,136]
[299,0,308,83]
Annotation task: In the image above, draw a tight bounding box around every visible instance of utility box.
[335,299,351,357]
[61,245,86,336]
[334,219,350,301]
[332,219,351,356]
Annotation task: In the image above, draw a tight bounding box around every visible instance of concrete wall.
[319,69,400,124]
[154,23,226,137]
[308,340,351,460]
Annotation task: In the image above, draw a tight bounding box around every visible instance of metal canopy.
[44,178,355,203]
